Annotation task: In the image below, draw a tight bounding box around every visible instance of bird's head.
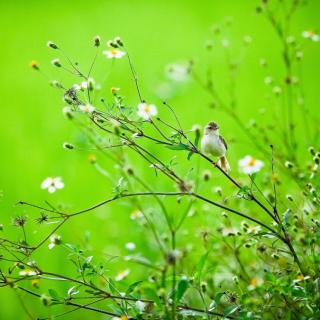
[205,121,220,134]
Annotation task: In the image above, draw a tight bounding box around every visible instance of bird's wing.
[219,135,228,150]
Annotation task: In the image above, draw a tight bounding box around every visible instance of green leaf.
[223,304,239,316]
[237,185,252,200]
[166,143,190,151]
[187,150,195,160]
[176,277,189,301]
[214,292,225,305]
[144,287,161,305]
[126,280,143,295]
[48,289,61,301]
[194,131,200,147]
[194,252,209,281]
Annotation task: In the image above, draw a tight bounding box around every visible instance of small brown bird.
[201,121,230,172]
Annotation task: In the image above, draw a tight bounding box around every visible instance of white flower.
[80,78,95,90]
[248,278,263,290]
[125,242,136,251]
[79,104,95,113]
[273,86,282,95]
[302,30,319,42]
[103,49,126,59]
[115,269,130,281]
[165,63,190,82]
[135,300,146,312]
[264,76,273,85]
[41,177,64,193]
[71,84,81,91]
[243,35,252,44]
[221,38,230,48]
[48,234,62,249]
[19,269,37,276]
[63,106,73,115]
[238,155,264,174]
[222,227,237,237]
[130,209,143,220]
[137,103,158,120]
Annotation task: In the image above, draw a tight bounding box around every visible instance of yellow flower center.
[111,49,118,55]
[250,278,258,286]
[143,104,150,113]
[248,158,256,167]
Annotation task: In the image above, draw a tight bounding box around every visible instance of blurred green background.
[0,0,319,318]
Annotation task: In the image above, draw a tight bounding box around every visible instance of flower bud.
[114,36,123,47]
[202,170,211,181]
[51,58,61,67]
[286,194,293,202]
[125,166,134,176]
[94,35,101,47]
[63,142,74,150]
[107,40,117,48]
[30,60,39,70]
[296,51,303,60]
[285,161,294,169]
[111,86,120,94]
[88,155,96,164]
[308,146,315,155]
[47,41,58,49]
[63,106,73,119]
[201,281,207,292]
[50,80,63,89]
[41,294,51,306]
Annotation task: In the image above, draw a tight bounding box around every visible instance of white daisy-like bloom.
[165,63,190,82]
[135,300,146,312]
[103,49,126,59]
[79,104,95,113]
[248,278,263,290]
[137,103,158,120]
[302,30,319,42]
[238,155,264,175]
[48,234,62,250]
[125,242,136,251]
[130,209,143,220]
[41,177,64,193]
[19,269,37,276]
[115,269,130,281]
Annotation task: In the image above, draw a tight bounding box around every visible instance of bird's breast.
[201,134,226,157]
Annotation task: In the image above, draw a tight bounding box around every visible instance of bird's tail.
[219,156,231,172]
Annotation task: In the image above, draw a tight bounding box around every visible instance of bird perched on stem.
[201,121,230,172]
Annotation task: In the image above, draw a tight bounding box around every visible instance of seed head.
[13,216,27,228]
[47,41,58,49]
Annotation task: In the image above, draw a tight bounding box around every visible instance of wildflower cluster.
[2,2,320,319]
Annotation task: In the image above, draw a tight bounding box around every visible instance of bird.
[201,121,230,172]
